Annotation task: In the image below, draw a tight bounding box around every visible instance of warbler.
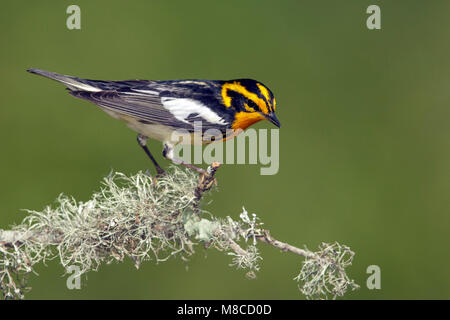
[28,68,280,174]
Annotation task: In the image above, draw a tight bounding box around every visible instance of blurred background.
[0,0,449,299]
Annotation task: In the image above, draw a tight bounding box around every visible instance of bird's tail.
[27,68,102,92]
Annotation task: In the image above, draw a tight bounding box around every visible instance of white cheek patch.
[161,97,227,125]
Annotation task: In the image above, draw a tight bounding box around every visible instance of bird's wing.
[70,88,230,132]
[27,68,152,92]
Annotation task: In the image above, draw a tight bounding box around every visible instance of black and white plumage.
[28,69,232,142]
[27,68,280,174]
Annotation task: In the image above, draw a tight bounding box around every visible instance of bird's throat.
[231,112,265,131]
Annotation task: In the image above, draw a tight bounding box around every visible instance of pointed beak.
[264,112,281,128]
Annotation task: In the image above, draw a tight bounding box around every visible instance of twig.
[194,162,221,202]
[256,230,317,260]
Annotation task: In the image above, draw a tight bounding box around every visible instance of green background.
[1,0,449,299]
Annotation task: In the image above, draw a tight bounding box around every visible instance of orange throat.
[231,112,265,131]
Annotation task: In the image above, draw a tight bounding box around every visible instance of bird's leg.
[163,143,206,174]
[137,134,165,175]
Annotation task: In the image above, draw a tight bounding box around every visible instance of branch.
[0,165,358,300]
[256,230,317,259]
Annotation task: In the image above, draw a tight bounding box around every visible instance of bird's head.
[221,79,280,131]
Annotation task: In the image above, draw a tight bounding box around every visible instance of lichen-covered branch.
[256,230,317,259]
[0,165,358,300]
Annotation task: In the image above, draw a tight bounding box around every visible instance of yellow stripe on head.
[256,83,272,110]
[221,81,270,114]
[244,103,255,112]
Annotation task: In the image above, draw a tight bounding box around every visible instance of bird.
[27,68,281,175]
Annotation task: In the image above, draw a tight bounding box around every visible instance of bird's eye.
[246,99,259,111]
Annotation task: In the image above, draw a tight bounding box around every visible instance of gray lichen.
[294,242,360,299]
[0,167,358,300]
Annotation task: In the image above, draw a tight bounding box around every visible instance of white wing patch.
[132,89,160,95]
[161,97,227,125]
[61,79,102,92]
